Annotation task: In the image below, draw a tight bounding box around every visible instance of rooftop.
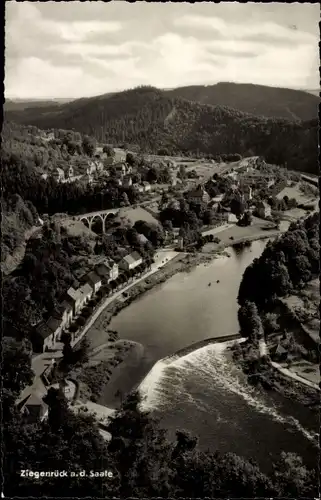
[123,252,142,266]
[35,322,53,340]
[46,316,63,333]
[86,271,102,285]
[79,282,92,296]
[137,233,149,244]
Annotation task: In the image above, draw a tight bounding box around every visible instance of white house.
[119,252,143,271]
[256,201,272,219]
[52,167,65,183]
[84,271,102,294]
[95,261,119,283]
[142,182,151,192]
[52,300,73,330]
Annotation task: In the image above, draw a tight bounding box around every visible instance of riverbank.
[76,250,228,405]
[70,338,144,403]
[229,340,319,410]
[85,250,225,352]
[70,231,282,408]
[201,228,281,254]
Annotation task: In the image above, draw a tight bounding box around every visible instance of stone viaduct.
[73,208,120,232]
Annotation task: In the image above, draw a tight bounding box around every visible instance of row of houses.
[31,252,143,353]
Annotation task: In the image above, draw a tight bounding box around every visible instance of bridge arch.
[80,216,90,229]
[75,208,120,232]
[90,214,105,234]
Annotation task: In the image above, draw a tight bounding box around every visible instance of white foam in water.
[139,340,318,445]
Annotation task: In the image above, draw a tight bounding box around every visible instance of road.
[201,223,234,237]
[270,361,320,391]
[259,338,319,391]
[27,248,180,392]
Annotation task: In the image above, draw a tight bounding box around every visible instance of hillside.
[1,194,39,274]
[165,82,319,121]
[4,86,318,174]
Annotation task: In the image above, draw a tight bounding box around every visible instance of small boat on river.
[208,282,211,287]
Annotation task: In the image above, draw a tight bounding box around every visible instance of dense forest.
[5,86,318,174]
[238,212,319,309]
[1,122,140,216]
[1,194,39,264]
[166,82,319,121]
[2,223,93,340]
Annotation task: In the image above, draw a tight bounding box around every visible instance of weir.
[137,334,242,395]
[165,333,241,362]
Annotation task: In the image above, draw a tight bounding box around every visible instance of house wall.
[108,265,119,282]
[130,258,142,270]
[43,334,54,352]
[92,281,102,293]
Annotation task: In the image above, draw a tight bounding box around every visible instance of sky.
[5,1,320,99]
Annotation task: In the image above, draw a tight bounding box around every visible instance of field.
[202,217,276,252]
[282,278,319,344]
[185,161,223,181]
[118,206,160,226]
[280,359,319,385]
[59,219,98,240]
[276,183,316,204]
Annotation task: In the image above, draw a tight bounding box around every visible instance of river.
[105,239,318,473]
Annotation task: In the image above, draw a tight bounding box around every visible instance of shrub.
[77,316,86,327]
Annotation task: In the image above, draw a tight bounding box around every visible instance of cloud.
[49,41,146,59]
[5,2,124,55]
[173,14,315,46]
[5,2,319,98]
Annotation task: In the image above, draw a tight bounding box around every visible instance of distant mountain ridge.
[4,85,318,174]
[4,98,75,112]
[165,82,319,121]
[6,82,318,119]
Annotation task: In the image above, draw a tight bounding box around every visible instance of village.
[14,135,319,437]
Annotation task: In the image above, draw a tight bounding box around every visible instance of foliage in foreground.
[3,341,318,498]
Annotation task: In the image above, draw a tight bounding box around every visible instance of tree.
[162,219,173,232]
[103,145,115,157]
[146,167,158,184]
[82,135,96,157]
[272,452,318,497]
[263,312,279,335]
[239,211,252,226]
[230,197,245,217]
[178,164,186,180]
[126,152,136,166]
[120,192,130,206]
[238,301,263,341]
[2,338,34,396]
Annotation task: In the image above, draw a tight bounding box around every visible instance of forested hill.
[165,82,319,121]
[5,86,318,174]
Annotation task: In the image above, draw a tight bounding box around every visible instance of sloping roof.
[271,343,288,356]
[86,271,102,285]
[35,322,53,340]
[53,301,72,318]
[130,251,142,262]
[122,253,142,266]
[55,167,65,176]
[67,286,81,302]
[137,233,149,244]
[95,263,111,277]
[79,283,93,297]
[46,316,62,333]
[25,392,48,408]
